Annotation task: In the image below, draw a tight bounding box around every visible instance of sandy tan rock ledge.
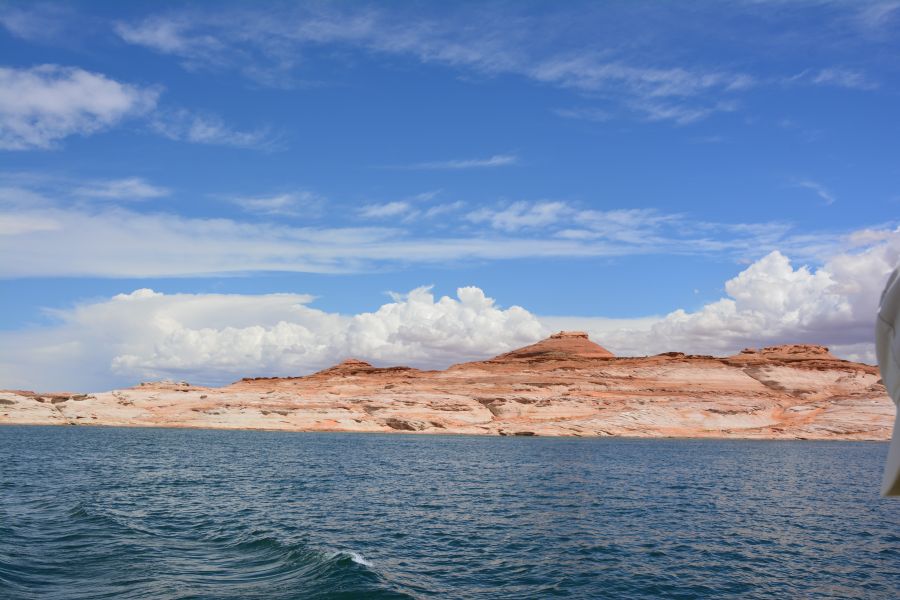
[0,332,894,440]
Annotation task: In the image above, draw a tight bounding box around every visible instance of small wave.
[329,550,374,567]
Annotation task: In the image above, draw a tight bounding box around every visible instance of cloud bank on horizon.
[0,1,898,390]
[2,231,897,391]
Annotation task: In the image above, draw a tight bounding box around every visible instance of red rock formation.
[487,331,614,362]
[311,358,376,376]
[0,334,892,440]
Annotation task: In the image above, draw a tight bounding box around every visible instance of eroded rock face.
[0,332,893,440]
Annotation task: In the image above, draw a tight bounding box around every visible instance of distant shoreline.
[1,334,893,442]
[0,421,890,442]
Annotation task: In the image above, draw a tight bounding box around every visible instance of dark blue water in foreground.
[1,427,899,599]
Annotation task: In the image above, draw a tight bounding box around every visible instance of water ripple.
[1,427,898,599]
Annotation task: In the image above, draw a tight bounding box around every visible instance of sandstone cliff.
[0,332,892,440]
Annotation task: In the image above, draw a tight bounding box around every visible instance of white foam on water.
[348,551,372,567]
[328,550,373,567]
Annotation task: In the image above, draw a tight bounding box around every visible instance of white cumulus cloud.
[0,287,543,390]
[558,235,900,362]
[1,230,897,391]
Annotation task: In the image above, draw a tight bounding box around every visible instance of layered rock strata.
[1,333,892,440]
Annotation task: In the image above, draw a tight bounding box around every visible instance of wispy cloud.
[74,177,170,200]
[114,4,890,126]
[468,202,685,243]
[150,108,276,150]
[115,15,207,55]
[633,101,736,125]
[787,68,879,91]
[559,99,736,126]
[423,201,465,219]
[358,191,449,220]
[554,107,612,122]
[114,13,304,85]
[557,209,682,244]
[857,1,900,31]
[112,6,761,125]
[359,201,411,218]
[0,172,171,205]
[231,191,324,216]
[529,56,754,98]
[0,183,882,278]
[468,201,571,231]
[0,65,159,150]
[811,67,878,90]
[795,179,836,205]
[0,4,75,43]
[383,154,519,170]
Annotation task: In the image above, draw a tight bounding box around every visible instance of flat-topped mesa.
[234,359,379,385]
[551,331,590,340]
[761,344,837,360]
[734,344,838,361]
[127,380,203,391]
[337,358,373,367]
[724,343,877,373]
[489,331,615,362]
[312,358,375,376]
[308,358,421,379]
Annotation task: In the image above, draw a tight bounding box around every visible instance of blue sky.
[1,1,898,389]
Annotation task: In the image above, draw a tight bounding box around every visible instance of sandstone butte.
[0,331,894,440]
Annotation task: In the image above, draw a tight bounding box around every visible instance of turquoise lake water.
[1,425,899,598]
